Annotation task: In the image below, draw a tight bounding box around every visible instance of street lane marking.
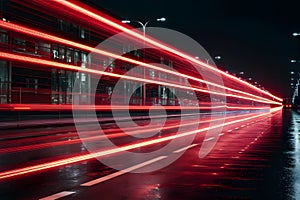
[83,143,199,187]
[173,144,198,153]
[81,156,167,186]
[39,191,75,200]
[203,137,215,142]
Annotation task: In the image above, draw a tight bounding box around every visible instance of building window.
[66,48,73,63]
[13,38,26,52]
[81,29,85,39]
[59,47,65,60]
[51,44,65,61]
[38,42,50,57]
[26,78,38,89]
[0,30,8,44]
[52,49,59,59]
[0,61,8,104]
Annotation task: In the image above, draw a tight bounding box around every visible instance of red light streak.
[0,106,281,181]
[12,107,31,110]
[0,104,271,111]
[0,52,281,105]
[50,0,282,102]
[0,0,283,184]
[0,20,281,104]
[0,111,265,154]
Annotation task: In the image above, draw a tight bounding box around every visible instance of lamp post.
[122,17,166,105]
[122,17,166,37]
[195,55,221,64]
[291,33,300,107]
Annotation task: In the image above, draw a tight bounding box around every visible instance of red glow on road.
[0,111,267,154]
[0,107,281,181]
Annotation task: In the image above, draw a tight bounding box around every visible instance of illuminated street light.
[122,17,166,36]
[293,33,300,36]
[157,17,166,22]
[121,17,166,105]
[198,55,221,64]
[121,20,131,24]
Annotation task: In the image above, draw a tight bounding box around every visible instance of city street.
[0,109,296,199]
[0,0,298,199]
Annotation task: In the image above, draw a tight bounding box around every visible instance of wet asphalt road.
[0,109,299,200]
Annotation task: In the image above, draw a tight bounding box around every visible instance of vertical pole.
[205,58,210,64]
[142,25,146,105]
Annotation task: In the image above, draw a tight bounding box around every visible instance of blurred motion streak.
[0,106,282,180]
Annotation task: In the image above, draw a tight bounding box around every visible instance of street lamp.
[122,17,166,37]
[121,20,130,24]
[196,55,221,64]
[121,17,166,105]
[291,59,300,64]
[215,56,222,60]
[293,33,300,37]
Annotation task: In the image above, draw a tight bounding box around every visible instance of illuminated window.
[81,29,85,38]
[51,44,59,59]
[66,49,73,63]
[74,51,79,61]
[59,47,65,60]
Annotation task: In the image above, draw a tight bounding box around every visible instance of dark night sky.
[89,0,300,98]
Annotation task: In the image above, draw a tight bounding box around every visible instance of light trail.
[0,107,281,181]
[0,103,271,111]
[0,52,281,105]
[0,111,266,154]
[48,0,282,102]
[0,20,281,105]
